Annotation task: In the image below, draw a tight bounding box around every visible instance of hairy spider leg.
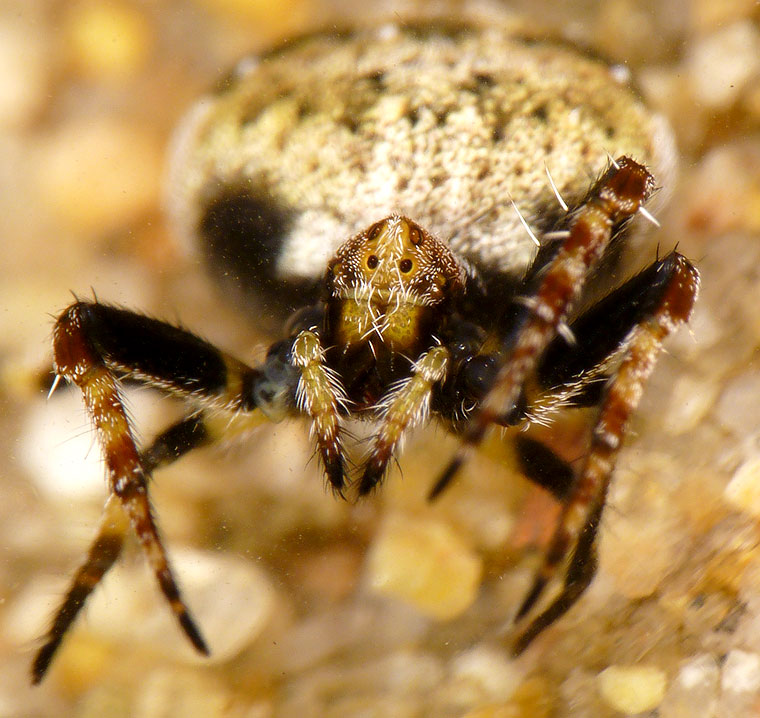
[513,251,698,653]
[291,329,349,494]
[428,157,656,499]
[33,301,281,683]
[31,494,127,684]
[358,345,451,496]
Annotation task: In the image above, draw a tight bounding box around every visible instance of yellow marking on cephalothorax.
[328,215,465,353]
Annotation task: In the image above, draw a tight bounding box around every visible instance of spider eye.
[366,254,379,269]
[408,227,422,245]
[399,258,413,273]
[367,223,383,240]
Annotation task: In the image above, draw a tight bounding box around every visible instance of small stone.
[725,457,760,518]
[718,650,760,718]
[462,675,555,718]
[21,387,170,503]
[662,373,719,435]
[366,512,482,621]
[78,547,276,664]
[687,21,760,108]
[133,667,236,718]
[64,1,152,81]
[597,664,667,715]
[598,457,683,599]
[659,654,719,718]
[449,645,523,704]
[721,650,760,694]
[0,19,48,128]
[37,118,162,234]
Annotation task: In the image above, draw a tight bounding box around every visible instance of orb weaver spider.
[32,22,699,683]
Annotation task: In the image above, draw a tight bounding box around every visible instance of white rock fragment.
[721,650,760,694]
[21,388,170,502]
[0,19,48,127]
[449,645,523,704]
[660,654,719,718]
[718,650,760,718]
[725,457,760,518]
[85,547,276,663]
[715,370,760,437]
[133,667,238,718]
[597,664,667,715]
[366,512,482,620]
[687,21,760,108]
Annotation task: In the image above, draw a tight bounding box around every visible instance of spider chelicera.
[31,23,699,684]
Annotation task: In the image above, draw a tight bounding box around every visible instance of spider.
[32,21,699,684]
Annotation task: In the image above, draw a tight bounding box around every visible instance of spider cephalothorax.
[32,21,699,685]
[326,215,466,354]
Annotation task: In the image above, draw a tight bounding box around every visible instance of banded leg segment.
[359,345,451,495]
[31,496,127,684]
[429,157,656,500]
[31,407,258,684]
[47,303,212,663]
[291,330,349,493]
[513,252,699,654]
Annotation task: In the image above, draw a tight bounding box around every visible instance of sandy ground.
[1,1,760,716]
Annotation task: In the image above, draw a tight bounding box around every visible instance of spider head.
[326,215,465,351]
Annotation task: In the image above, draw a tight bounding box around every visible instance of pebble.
[715,370,760,438]
[460,674,555,717]
[64,1,152,81]
[725,456,760,518]
[66,547,276,667]
[0,18,48,128]
[21,387,173,502]
[366,512,483,621]
[448,645,523,704]
[687,21,760,108]
[718,650,760,718]
[597,664,667,714]
[132,667,238,718]
[36,118,162,234]
[662,373,719,436]
[721,650,760,694]
[659,654,719,718]
[597,457,683,599]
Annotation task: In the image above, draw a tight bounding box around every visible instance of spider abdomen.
[167,21,676,323]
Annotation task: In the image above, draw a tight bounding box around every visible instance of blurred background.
[1,0,759,716]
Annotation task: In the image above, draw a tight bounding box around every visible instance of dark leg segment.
[141,414,211,472]
[513,252,699,653]
[53,301,265,411]
[514,435,575,502]
[537,253,693,394]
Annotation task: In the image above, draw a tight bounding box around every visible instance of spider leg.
[32,404,276,684]
[291,329,349,494]
[140,414,212,472]
[513,251,699,653]
[514,435,574,501]
[429,157,656,500]
[358,345,451,496]
[34,300,298,683]
[31,494,127,684]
